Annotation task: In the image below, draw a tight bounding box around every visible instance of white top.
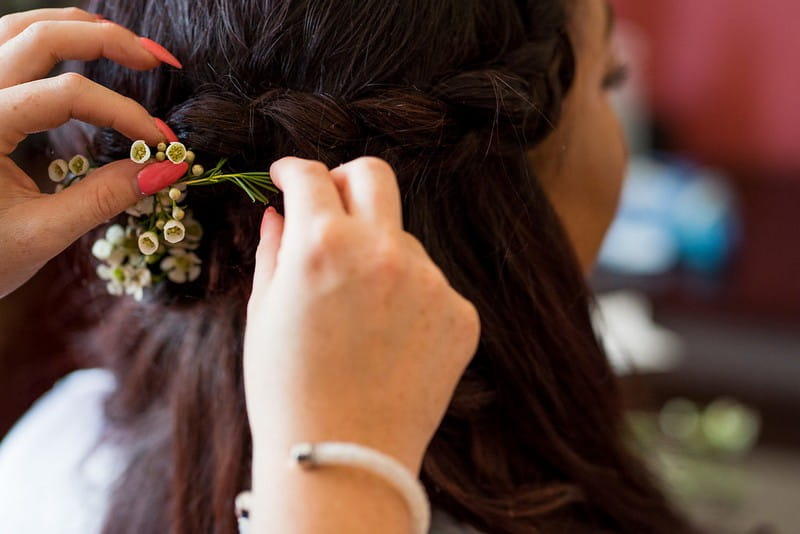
[0,369,480,534]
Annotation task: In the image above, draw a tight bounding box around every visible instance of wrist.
[249,447,415,534]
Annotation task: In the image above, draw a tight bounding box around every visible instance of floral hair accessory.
[51,140,277,301]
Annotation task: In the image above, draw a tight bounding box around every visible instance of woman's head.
[61,0,691,532]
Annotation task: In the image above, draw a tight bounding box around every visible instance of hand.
[244,156,481,475]
[0,8,180,298]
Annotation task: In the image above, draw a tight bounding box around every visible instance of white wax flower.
[138,231,160,256]
[69,155,90,176]
[126,196,155,217]
[125,266,153,301]
[91,239,114,260]
[105,224,127,246]
[130,140,151,164]
[160,248,202,283]
[48,159,69,183]
[163,220,186,244]
[166,142,187,164]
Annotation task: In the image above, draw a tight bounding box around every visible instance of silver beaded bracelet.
[235,441,431,534]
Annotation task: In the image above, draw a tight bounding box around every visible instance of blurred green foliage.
[1,1,76,17]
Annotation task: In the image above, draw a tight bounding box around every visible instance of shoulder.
[0,368,122,534]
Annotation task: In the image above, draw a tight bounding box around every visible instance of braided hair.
[55,0,697,532]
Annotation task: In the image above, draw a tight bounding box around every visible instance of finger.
[253,207,286,294]
[0,20,163,88]
[0,73,164,156]
[269,157,346,224]
[328,157,403,227]
[30,159,148,244]
[0,7,98,45]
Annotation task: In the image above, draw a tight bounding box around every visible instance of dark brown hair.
[58,0,695,532]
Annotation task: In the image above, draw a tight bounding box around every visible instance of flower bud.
[185,150,196,164]
[172,206,185,221]
[48,159,69,183]
[130,141,151,164]
[168,188,182,201]
[157,142,167,152]
[191,164,204,177]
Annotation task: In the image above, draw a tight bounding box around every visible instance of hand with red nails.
[243,156,480,530]
[0,7,184,298]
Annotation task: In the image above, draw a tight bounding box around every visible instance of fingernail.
[137,161,188,196]
[261,207,277,234]
[153,118,178,143]
[138,37,183,70]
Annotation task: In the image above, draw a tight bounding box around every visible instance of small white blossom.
[126,196,156,217]
[91,239,114,260]
[97,264,126,296]
[138,231,160,255]
[48,159,69,183]
[166,142,187,164]
[125,266,152,301]
[163,220,186,244]
[172,206,185,221]
[105,224,127,246]
[69,155,90,176]
[160,248,202,283]
[130,140,151,164]
[168,188,182,201]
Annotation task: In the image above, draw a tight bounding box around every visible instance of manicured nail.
[153,118,178,143]
[261,207,276,234]
[137,161,188,196]
[138,37,183,69]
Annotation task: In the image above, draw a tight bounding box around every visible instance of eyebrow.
[605,1,615,40]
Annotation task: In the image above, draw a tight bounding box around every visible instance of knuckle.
[349,157,396,181]
[368,236,405,278]
[63,7,86,19]
[288,158,328,177]
[87,181,119,223]
[56,72,87,93]
[304,219,344,270]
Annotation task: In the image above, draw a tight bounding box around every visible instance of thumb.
[252,207,285,295]
[42,159,146,242]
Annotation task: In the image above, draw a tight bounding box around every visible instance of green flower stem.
[179,158,277,204]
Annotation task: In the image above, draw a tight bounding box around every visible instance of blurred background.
[1,1,798,533]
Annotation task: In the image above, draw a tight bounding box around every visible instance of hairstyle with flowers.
[50,0,695,533]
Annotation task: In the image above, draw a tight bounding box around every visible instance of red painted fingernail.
[153,118,178,143]
[137,161,188,196]
[261,207,276,234]
[138,37,183,69]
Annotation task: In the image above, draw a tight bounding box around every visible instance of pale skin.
[0,2,624,533]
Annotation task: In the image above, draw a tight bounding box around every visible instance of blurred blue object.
[599,156,738,276]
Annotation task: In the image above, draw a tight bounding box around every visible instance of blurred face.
[529,0,628,272]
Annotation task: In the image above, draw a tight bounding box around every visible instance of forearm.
[250,451,413,534]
